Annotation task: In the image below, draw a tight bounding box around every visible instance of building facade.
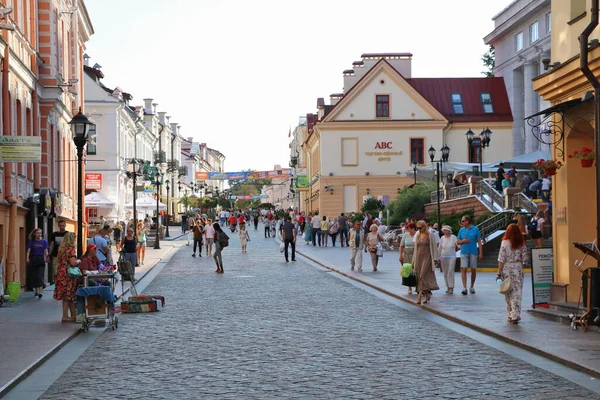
[303,53,513,217]
[485,0,552,156]
[532,0,600,303]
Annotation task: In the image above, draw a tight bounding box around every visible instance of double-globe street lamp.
[164,178,171,238]
[412,160,418,185]
[428,145,451,229]
[126,159,145,238]
[69,109,93,258]
[465,128,492,176]
[178,180,189,215]
[153,172,163,250]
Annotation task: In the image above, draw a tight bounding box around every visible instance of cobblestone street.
[41,233,597,399]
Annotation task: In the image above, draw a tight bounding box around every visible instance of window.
[376,95,390,118]
[86,123,97,155]
[410,138,424,165]
[469,138,482,163]
[480,93,494,113]
[529,21,539,43]
[546,12,551,33]
[515,32,523,51]
[571,0,586,20]
[451,93,464,114]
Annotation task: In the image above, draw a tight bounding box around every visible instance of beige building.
[302,53,514,217]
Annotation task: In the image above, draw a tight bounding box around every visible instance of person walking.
[311,213,321,246]
[304,217,313,245]
[213,223,229,273]
[349,221,365,272]
[438,225,458,294]
[205,219,215,256]
[53,232,78,322]
[320,216,329,247]
[192,221,204,257]
[527,210,545,248]
[365,224,383,272]
[456,215,483,295]
[282,216,297,262]
[338,213,349,247]
[328,218,339,247]
[263,215,271,238]
[136,222,148,265]
[497,224,528,324]
[400,222,417,294]
[121,228,138,280]
[88,228,109,266]
[413,221,439,304]
[48,219,69,285]
[253,213,259,231]
[27,228,49,299]
[239,224,250,253]
[103,225,115,266]
[113,223,122,253]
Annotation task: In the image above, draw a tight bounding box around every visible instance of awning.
[524,98,587,120]
[84,192,115,208]
[124,196,167,210]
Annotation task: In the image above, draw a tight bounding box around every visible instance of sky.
[84,0,512,172]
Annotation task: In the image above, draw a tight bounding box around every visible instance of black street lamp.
[126,159,144,237]
[178,180,189,215]
[412,160,418,185]
[69,109,93,258]
[429,145,451,229]
[466,128,492,176]
[154,171,162,249]
[165,179,170,238]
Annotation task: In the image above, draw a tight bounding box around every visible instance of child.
[270,218,277,238]
[239,224,250,253]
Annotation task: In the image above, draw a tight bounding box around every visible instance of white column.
[524,62,540,153]
[511,68,525,156]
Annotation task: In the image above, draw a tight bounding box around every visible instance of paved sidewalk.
[293,240,600,377]
[0,242,178,394]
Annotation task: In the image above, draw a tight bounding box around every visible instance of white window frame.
[481,93,494,114]
[546,12,551,33]
[451,93,464,114]
[530,21,539,44]
[515,32,524,52]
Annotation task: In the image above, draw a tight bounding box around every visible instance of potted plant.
[533,159,563,176]
[568,147,595,168]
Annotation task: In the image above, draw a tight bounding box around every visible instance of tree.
[361,198,385,216]
[387,182,436,225]
[482,45,495,78]
[228,169,272,197]
[199,196,217,210]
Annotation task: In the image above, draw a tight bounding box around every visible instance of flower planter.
[581,159,594,168]
[544,167,557,176]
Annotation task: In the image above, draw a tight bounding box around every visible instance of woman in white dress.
[497,224,528,324]
[438,225,458,294]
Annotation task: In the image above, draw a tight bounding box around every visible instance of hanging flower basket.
[544,167,557,176]
[533,159,563,176]
[581,159,594,168]
[568,147,595,168]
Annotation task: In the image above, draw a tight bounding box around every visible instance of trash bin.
[7,281,20,302]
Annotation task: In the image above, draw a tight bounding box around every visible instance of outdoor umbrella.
[124,196,167,210]
[84,192,116,208]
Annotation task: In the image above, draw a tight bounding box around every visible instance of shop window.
[376,95,389,118]
[87,207,98,221]
[515,32,523,52]
[451,93,464,114]
[410,138,424,165]
[469,138,481,163]
[480,93,494,113]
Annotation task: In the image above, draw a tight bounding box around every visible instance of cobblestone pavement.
[41,233,597,399]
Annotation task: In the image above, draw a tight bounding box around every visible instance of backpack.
[527,218,538,234]
[218,232,229,248]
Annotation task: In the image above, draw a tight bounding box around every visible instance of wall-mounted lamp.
[328,172,333,176]
[396,171,402,176]
[330,189,334,195]
[541,58,551,71]
[365,172,370,176]
[366,188,370,194]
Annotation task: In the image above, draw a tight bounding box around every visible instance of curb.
[0,245,178,397]
[296,248,600,379]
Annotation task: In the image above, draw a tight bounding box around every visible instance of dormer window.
[376,95,390,117]
[481,93,494,113]
[451,93,464,114]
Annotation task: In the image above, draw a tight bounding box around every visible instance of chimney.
[83,53,91,67]
[166,115,171,126]
[188,137,194,142]
[143,98,153,114]
[170,123,179,135]
[158,112,167,125]
[152,103,159,114]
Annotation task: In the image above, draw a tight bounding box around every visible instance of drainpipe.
[580,0,600,263]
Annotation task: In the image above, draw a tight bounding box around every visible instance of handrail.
[430,190,445,203]
[475,180,504,211]
[446,184,470,200]
[476,212,513,241]
[511,192,537,213]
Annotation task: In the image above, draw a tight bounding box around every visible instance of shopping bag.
[279,243,284,253]
[401,263,412,278]
[376,243,383,257]
[402,273,417,287]
[498,276,512,294]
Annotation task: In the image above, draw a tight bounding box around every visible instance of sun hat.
[441,225,452,233]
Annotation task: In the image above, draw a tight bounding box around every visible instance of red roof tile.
[407,77,513,123]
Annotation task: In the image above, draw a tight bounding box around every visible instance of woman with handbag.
[328,218,339,247]
[26,228,49,299]
[412,221,439,304]
[365,224,383,272]
[53,232,78,322]
[497,224,528,324]
[399,223,417,294]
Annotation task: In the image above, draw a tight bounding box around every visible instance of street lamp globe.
[441,145,450,162]
[481,127,492,148]
[69,109,92,139]
[428,146,436,162]
[465,128,475,143]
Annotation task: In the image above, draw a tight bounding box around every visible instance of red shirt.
[298,215,305,223]
[229,216,237,225]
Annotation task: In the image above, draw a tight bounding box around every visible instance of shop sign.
[0,136,41,162]
[85,173,102,190]
[296,175,309,189]
[531,247,553,308]
[375,142,393,149]
[195,171,209,180]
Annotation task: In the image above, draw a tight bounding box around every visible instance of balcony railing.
[446,184,470,200]
[167,159,180,173]
[178,166,188,177]
[153,150,166,164]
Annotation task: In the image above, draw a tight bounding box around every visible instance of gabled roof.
[407,77,513,123]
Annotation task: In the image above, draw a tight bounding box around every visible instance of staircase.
[528,302,600,330]
[477,238,553,271]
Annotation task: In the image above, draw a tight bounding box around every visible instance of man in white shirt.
[375,220,387,237]
[426,219,440,244]
[311,213,321,246]
[541,177,551,202]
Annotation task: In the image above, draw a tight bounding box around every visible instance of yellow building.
[533,0,600,302]
[302,53,513,217]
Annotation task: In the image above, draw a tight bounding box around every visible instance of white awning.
[84,192,115,208]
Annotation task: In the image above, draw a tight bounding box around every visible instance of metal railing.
[446,184,470,200]
[475,180,504,211]
[510,192,537,213]
[476,212,513,241]
[430,189,445,203]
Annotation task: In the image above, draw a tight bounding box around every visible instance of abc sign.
[375,142,393,149]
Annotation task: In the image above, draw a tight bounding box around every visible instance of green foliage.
[387,182,436,225]
[257,202,275,210]
[482,45,495,78]
[228,169,272,196]
[199,196,217,210]
[216,197,231,209]
[361,198,385,215]
[351,212,364,223]
[428,210,472,234]
[275,209,286,219]
[475,212,493,225]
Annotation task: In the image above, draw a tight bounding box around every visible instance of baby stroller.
[382,230,400,251]
[76,273,118,332]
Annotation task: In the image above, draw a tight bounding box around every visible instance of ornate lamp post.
[165,178,170,238]
[428,145,451,229]
[153,171,162,249]
[69,109,93,257]
[126,159,144,235]
[465,128,492,176]
[412,160,418,185]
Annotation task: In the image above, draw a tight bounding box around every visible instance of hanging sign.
[85,173,102,190]
[195,171,209,180]
[531,247,553,308]
[296,176,309,189]
[226,172,248,181]
[0,136,41,162]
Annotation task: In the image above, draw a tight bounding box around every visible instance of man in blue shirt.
[456,215,483,295]
[88,228,109,265]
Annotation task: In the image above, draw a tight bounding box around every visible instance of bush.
[351,212,364,223]
[387,182,436,225]
[361,198,385,216]
[429,209,475,235]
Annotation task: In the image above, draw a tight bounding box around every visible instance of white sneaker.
[470,287,476,294]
